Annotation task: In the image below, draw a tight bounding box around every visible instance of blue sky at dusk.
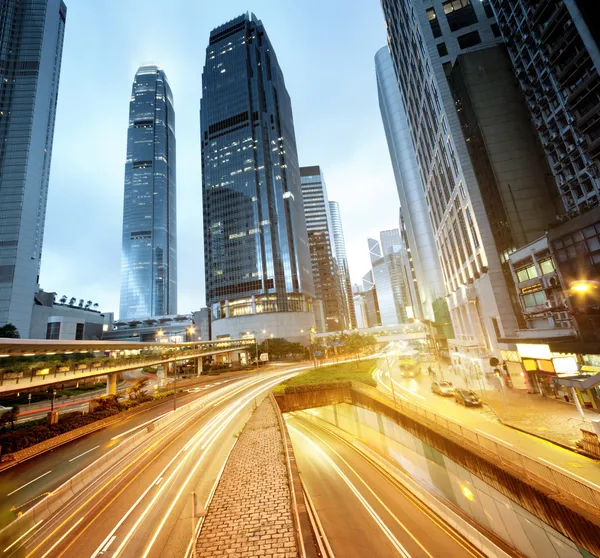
[41,0,401,317]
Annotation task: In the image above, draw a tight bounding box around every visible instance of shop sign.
[520,283,543,295]
[516,343,552,360]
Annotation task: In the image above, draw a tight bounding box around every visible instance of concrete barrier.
[0,383,233,548]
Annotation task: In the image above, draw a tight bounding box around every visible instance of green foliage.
[0,323,20,338]
[257,338,307,360]
[272,359,377,395]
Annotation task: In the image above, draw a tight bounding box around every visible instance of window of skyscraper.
[437,42,449,57]
[457,30,482,49]
[482,0,494,18]
[426,8,443,39]
[442,0,478,32]
[491,23,501,38]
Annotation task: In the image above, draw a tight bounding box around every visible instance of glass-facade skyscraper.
[329,201,356,329]
[0,0,66,337]
[201,13,315,341]
[300,166,345,332]
[119,65,177,319]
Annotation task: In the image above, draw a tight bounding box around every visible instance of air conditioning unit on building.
[542,273,560,289]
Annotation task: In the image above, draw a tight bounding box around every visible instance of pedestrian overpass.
[313,323,442,344]
[0,338,253,395]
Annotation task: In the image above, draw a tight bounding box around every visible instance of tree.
[0,323,20,339]
[2,405,19,430]
[68,297,76,306]
[129,378,149,400]
[59,295,68,304]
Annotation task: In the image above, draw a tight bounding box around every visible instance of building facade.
[369,230,412,325]
[119,65,177,320]
[201,14,315,342]
[0,0,67,337]
[489,0,600,213]
[375,46,446,322]
[329,201,357,329]
[300,166,345,332]
[381,0,561,372]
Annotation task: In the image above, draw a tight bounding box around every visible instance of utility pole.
[173,361,177,412]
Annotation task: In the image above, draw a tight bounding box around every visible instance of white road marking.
[475,429,514,447]
[102,535,117,553]
[7,470,52,496]
[68,445,100,463]
[439,413,462,424]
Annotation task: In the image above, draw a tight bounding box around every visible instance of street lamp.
[156,329,165,342]
[570,280,599,294]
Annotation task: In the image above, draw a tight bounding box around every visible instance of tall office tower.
[119,65,177,320]
[375,46,446,323]
[490,0,600,212]
[381,0,559,367]
[0,0,66,337]
[300,166,344,332]
[369,230,412,325]
[201,14,315,342]
[360,271,381,327]
[329,201,357,329]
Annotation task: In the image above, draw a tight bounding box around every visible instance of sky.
[41,0,402,317]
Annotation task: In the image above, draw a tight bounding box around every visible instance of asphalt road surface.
[286,414,486,558]
[1,368,300,557]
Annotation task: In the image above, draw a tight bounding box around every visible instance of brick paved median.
[196,398,299,558]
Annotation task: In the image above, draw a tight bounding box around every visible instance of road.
[286,414,486,558]
[375,356,600,492]
[0,374,248,529]
[1,367,299,557]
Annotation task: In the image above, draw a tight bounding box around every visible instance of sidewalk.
[195,398,298,558]
[440,365,597,450]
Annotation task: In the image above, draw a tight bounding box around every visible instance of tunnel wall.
[302,403,595,558]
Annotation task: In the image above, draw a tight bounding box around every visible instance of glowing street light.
[570,280,599,294]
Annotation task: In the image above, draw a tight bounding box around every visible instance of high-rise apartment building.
[375,46,447,323]
[489,0,600,212]
[329,201,357,329]
[119,65,177,319]
[0,0,67,337]
[381,0,559,368]
[300,166,345,332]
[201,14,315,342]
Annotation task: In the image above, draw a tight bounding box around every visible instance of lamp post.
[173,360,178,412]
[186,326,196,343]
[309,327,317,369]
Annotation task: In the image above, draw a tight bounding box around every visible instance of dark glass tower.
[201,14,314,339]
[119,65,177,319]
[0,0,67,337]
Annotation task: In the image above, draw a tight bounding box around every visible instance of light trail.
[7,471,52,497]
[288,424,414,558]
[38,518,82,558]
[109,411,172,441]
[2,521,43,553]
[22,376,266,557]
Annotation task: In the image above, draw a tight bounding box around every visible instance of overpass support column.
[196,357,203,376]
[106,373,117,396]
[157,364,167,388]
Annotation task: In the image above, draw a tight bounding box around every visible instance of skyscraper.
[119,65,177,319]
[329,201,357,329]
[375,46,446,322]
[300,166,345,332]
[381,0,559,369]
[490,0,600,212]
[201,14,315,341]
[0,0,67,337]
[368,230,412,325]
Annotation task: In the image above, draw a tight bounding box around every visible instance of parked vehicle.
[453,388,482,407]
[0,405,14,412]
[431,381,454,396]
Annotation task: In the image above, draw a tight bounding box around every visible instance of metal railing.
[360,380,600,517]
[0,341,252,392]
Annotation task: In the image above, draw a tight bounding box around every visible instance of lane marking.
[475,429,514,447]
[155,477,163,486]
[2,520,43,552]
[102,535,117,553]
[289,425,413,558]
[110,412,172,441]
[68,445,100,463]
[39,517,83,558]
[7,470,52,496]
[538,457,600,490]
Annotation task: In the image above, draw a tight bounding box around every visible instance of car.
[431,381,454,396]
[0,405,14,412]
[453,388,482,407]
